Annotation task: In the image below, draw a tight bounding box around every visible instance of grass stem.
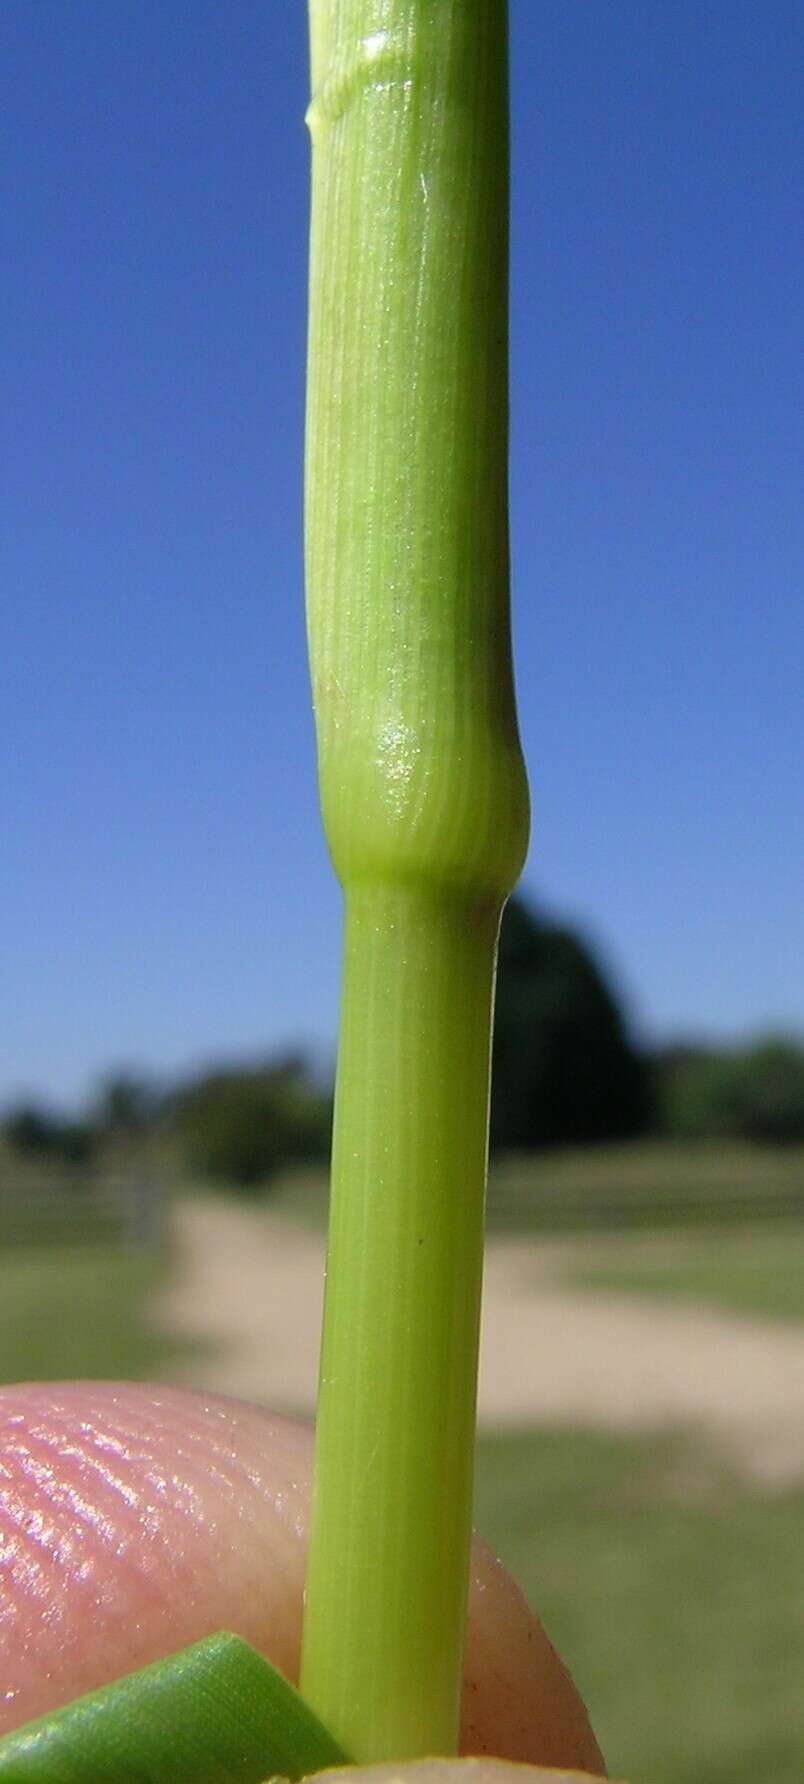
[301,0,529,1760]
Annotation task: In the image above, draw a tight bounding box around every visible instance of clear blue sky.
[2,2,802,1111]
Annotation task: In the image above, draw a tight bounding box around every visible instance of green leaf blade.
[0,1632,347,1784]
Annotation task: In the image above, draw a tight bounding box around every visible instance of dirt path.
[154,1198,804,1485]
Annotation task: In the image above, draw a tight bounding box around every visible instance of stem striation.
[301,0,529,1761]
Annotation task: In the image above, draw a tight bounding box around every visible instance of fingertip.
[0,1383,603,1774]
[0,1381,311,1730]
[463,1539,605,1775]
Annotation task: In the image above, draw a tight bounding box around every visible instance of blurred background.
[2,4,803,1781]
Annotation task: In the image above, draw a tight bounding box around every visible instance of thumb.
[0,1381,604,1774]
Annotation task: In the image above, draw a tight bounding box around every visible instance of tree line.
[4,896,803,1190]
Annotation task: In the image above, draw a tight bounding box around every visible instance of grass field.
[559,1222,804,1324]
[488,1140,804,1232]
[475,1425,804,1784]
[0,1241,197,1384]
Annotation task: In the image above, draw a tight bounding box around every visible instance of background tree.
[175,1054,331,1191]
[94,1074,160,1139]
[660,1036,804,1145]
[2,1102,95,1168]
[490,895,650,1151]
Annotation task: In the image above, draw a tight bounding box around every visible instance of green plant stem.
[301,888,499,1760]
[301,0,529,1763]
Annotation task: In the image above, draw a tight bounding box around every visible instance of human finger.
[0,1381,603,1774]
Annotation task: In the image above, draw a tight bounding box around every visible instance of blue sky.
[2,2,802,1111]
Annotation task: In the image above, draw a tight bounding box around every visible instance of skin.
[314,1767,616,1784]
[0,1382,604,1775]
